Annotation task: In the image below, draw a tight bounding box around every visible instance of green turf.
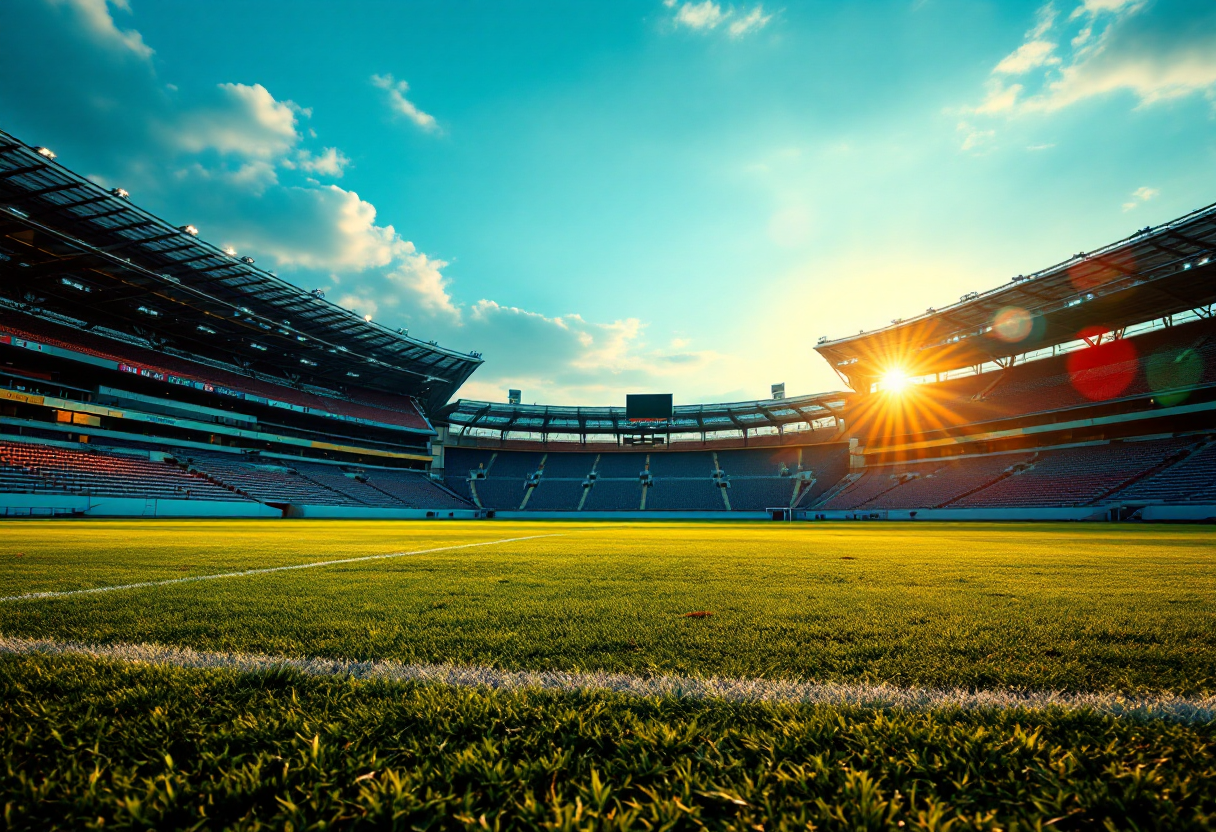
[1,520,1213,694]
[2,519,1215,829]
[2,652,1214,831]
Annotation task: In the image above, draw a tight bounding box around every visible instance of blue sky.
[1,0,1214,405]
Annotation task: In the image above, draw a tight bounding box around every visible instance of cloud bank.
[0,0,737,406]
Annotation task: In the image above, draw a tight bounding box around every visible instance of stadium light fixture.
[363,314,373,322]
[249,342,267,351]
[179,225,199,236]
[33,146,56,160]
[110,187,129,199]
[881,368,911,394]
[223,246,237,257]
[300,358,317,367]
[346,371,361,378]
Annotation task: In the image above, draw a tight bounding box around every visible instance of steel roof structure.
[440,392,849,439]
[814,202,1216,390]
[0,129,481,412]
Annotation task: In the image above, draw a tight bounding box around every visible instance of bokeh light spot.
[1066,331,1137,401]
[992,307,1033,343]
[1146,347,1203,407]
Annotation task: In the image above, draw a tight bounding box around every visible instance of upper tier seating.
[0,441,243,501]
[0,311,430,431]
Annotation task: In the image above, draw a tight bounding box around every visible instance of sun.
[881,367,911,394]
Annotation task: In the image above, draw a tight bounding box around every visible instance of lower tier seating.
[443,444,852,512]
[727,477,797,510]
[365,469,471,510]
[0,441,243,501]
[179,451,472,510]
[1108,442,1216,502]
[644,478,723,510]
[951,439,1191,508]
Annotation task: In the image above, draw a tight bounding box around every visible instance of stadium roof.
[815,202,1216,389]
[440,392,849,438]
[0,129,481,412]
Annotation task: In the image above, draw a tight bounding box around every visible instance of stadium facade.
[2,128,1214,520]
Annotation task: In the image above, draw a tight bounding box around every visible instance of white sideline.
[0,634,1212,723]
[0,533,564,602]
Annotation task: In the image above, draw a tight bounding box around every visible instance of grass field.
[1,519,1214,829]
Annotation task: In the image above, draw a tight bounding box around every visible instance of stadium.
[2,23,1216,826]
[1,129,1214,522]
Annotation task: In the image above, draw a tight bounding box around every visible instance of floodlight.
[33,146,56,159]
[180,225,198,236]
[110,187,129,199]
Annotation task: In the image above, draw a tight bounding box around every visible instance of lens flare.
[1067,328,1137,401]
[1146,348,1203,407]
[992,307,1033,343]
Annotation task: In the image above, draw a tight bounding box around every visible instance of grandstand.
[0,129,479,517]
[3,125,1216,521]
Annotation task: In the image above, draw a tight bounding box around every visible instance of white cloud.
[370,73,439,132]
[388,247,460,319]
[47,0,153,58]
[966,0,1216,116]
[1069,0,1145,20]
[994,40,1060,74]
[288,146,350,177]
[1025,10,1216,111]
[1122,185,1159,210]
[1027,142,1056,150]
[969,80,1023,113]
[674,1,726,29]
[173,83,301,159]
[1028,2,1058,38]
[957,122,995,151]
[0,0,758,405]
[666,1,772,37]
[728,5,773,36]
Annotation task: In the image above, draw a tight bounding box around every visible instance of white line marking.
[0,634,1211,723]
[0,533,564,602]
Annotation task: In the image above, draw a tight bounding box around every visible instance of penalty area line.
[0,533,565,603]
[0,634,1212,724]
